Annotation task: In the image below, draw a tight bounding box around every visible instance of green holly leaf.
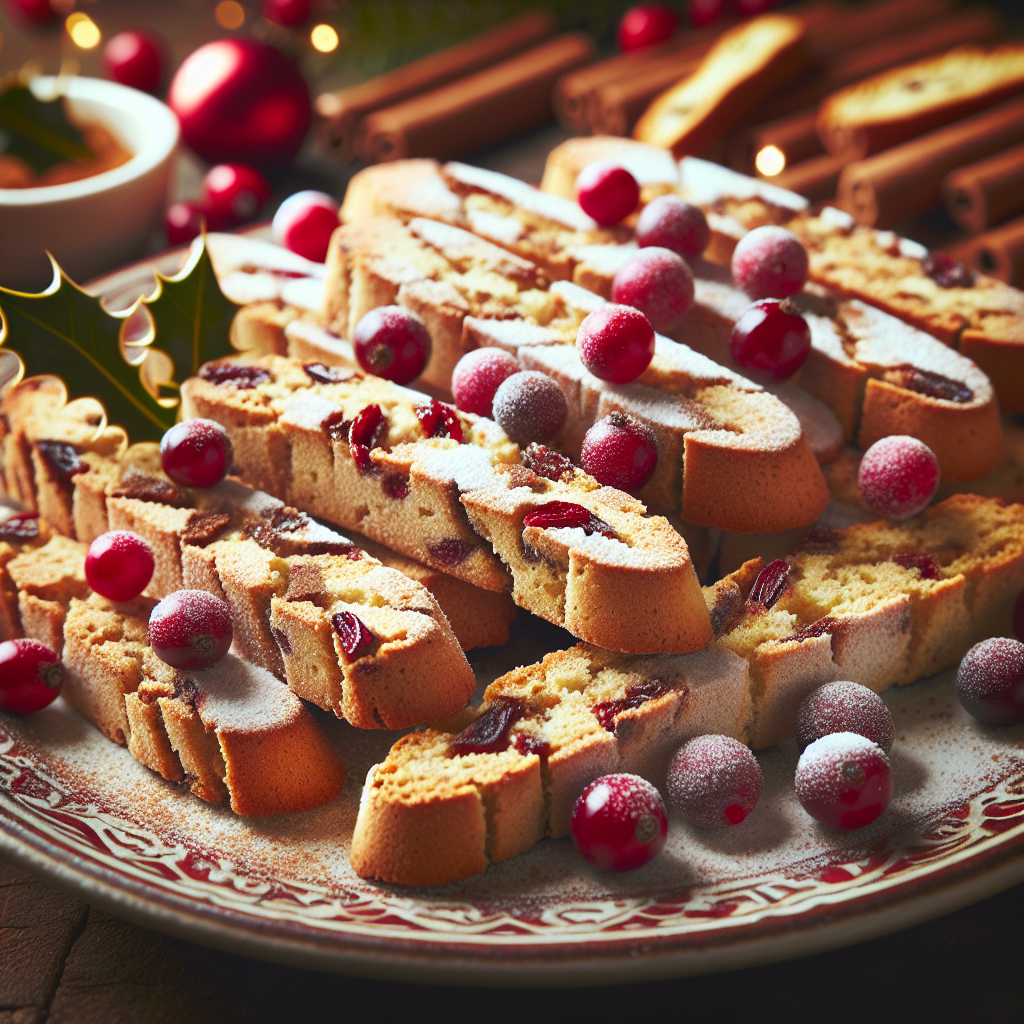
[0,75,93,175]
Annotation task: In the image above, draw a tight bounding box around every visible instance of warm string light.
[755,144,786,177]
[310,24,340,52]
[66,12,101,49]
[215,1,245,30]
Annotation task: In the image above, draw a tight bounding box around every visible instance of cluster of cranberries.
[166,164,275,246]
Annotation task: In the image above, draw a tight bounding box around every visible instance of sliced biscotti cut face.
[0,510,52,643]
[350,642,750,886]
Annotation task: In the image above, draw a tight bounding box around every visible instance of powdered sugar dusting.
[280,391,341,432]
[190,651,302,734]
[678,157,808,212]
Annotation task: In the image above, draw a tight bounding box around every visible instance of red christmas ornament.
[617,4,679,52]
[168,39,311,165]
[104,30,165,94]
[204,163,272,223]
[264,0,310,27]
[4,0,56,27]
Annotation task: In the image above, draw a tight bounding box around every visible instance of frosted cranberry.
[166,202,220,246]
[612,247,694,334]
[0,639,62,714]
[688,0,726,27]
[272,191,339,263]
[570,773,668,872]
[104,30,165,93]
[149,590,233,669]
[85,531,155,602]
[956,638,1024,726]
[796,680,895,754]
[492,371,567,445]
[580,412,658,493]
[204,164,272,224]
[331,610,376,658]
[576,162,640,226]
[731,226,809,299]
[1015,590,1024,641]
[353,306,430,385]
[635,194,710,260]
[796,732,892,830]
[857,435,940,520]
[451,347,520,416]
[617,3,678,50]
[730,298,811,381]
[666,735,762,828]
[523,501,615,538]
[160,418,233,488]
[576,305,655,384]
[263,0,309,26]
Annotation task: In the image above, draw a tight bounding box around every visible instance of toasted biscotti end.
[959,315,1024,418]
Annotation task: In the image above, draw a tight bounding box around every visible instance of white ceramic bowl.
[0,76,179,290]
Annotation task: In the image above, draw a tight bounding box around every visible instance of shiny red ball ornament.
[5,0,56,27]
[0,639,63,714]
[618,4,679,51]
[263,0,310,26]
[104,30,165,94]
[204,164,272,224]
[168,39,311,165]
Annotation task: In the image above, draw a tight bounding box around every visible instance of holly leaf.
[0,75,93,175]
[0,255,178,443]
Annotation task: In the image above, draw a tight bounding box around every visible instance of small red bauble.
[795,680,895,754]
[451,347,520,416]
[576,162,640,226]
[1014,589,1024,641]
[635,194,710,260]
[149,590,233,669]
[956,638,1024,726]
[576,305,655,384]
[688,0,726,27]
[492,371,568,446]
[161,418,233,488]
[204,164,272,224]
[732,225,809,299]
[570,773,668,871]
[796,732,892,830]
[857,435,940,520]
[353,305,431,385]
[263,0,310,26]
[580,412,658,494]
[666,735,763,828]
[730,297,811,381]
[612,246,695,334]
[0,639,62,714]
[104,30,165,94]
[272,190,339,263]
[617,3,679,51]
[165,202,229,246]
[168,39,311,165]
[4,0,56,27]
[85,531,155,602]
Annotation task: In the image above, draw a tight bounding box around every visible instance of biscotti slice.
[61,594,344,816]
[633,14,808,156]
[0,509,52,642]
[350,642,751,886]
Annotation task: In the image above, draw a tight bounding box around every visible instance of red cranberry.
[956,638,1024,726]
[4,0,56,27]
[580,412,658,493]
[165,202,218,246]
[747,558,790,610]
[160,418,233,488]
[263,0,309,26]
[923,253,974,289]
[617,3,678,50]
[635,194,710,260]
[731,226,809,299]
[688,0,726,27]
[149,590,233,669]
[795,680,895,754]
[730,298,811,382]
[795,732,892,830]
[492,371,567,446]
[570,773,668,871]
[666,735,762,828]
[449,697,525,756]
[1015,590,1024,642]
[523,501,615,538]
[857,435,940,520]
[0,639,62,714]
[576,162,640,226]
[451,347,520,416]
[204,164,272,224]
[272,190,339,263]
[612,247,694,334]
[331,610,376,658]
[0,512,40,542]
[349,404,386,472]
[85,531,155,602]
[415,399,462,441]
[576,305,655,384]
[353,306,430,385]
[104,30,165,93]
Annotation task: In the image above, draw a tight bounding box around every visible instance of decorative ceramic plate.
[1,247,1022,986]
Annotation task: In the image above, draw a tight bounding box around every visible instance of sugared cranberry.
[1014,590,1024,642]
[730,298,811,381]
[0,512,40,542]
[166,202,221,246]
[492,371,567,446]
[0,639,62,714]
[415,399,463,441]
[149,590,233,669]
[795,732,892,830]
[203,163,272,224]
[576,162,640,226]
[85,531,155,602]
[731,226,808,299]
[747,558,790,610]
[570,773,668,872]
[331,610,376,658]
[796,680,895,754]
[612,247,694,334]
[956,638,1024,726]
[160,418,233,489]
[272,190,339,263]
[617,3,678,50]
[451,347,520,416]
[576,305,655,384]
[666,735,762,828]
[104,30,165,93]
[523,501,615,538]
[353,306,431,385]
[857,435,940,520]
[922,253,974,289]
[263,0,309,26]
[448,697,525,757]
[349,404,386,472]
[688,0,726,27]
[635,194,710,260]
[580,412,658,493]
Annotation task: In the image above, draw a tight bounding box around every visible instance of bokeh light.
[66,13,102,50]
[310,24,340,52]
[755,145,786,177]
[215,1,246,30]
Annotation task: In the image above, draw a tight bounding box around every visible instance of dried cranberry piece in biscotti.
[36,441,85,483]
[383,473,409,500]
[348,404,385,472]
[522,443,576,482]
[889,366,972,404]
[593,679,671,731]
[448,697,526,756]
[198,363,272,388]
[922,253,974,289]
[0,513,40,542]
[785,616,837,643]
[415,398,463,442]
[331,610,376,658]
[523,501,615,539]
[427,537,476,567]
[304,362,356,385]
[746,559,790,610]
[893,552,940,579]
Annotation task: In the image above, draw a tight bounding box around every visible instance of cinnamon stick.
[728,109,823,174]
[355,33,597,164]
[806,0,955,60]
[837,98,1024,228]
[315,10,557,160]
[943,144,1024,234]
[767,152,845,202]
[949,215,1024,287]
